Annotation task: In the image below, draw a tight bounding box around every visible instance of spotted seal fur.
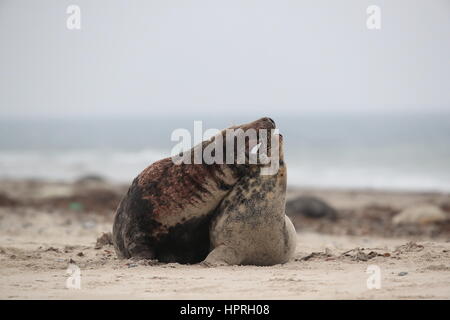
[203,134,297,266]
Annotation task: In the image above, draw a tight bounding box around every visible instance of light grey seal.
[203,134,297,266]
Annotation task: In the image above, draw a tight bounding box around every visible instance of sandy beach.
[0,179,449,300]
[1,0,449,304]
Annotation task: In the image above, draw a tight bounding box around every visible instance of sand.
[0,180,449,299]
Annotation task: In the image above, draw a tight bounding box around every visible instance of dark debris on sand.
[1,179,449,239]
[288,196,450,238]
[0,192,19,207]
[286,196,337,220]
[33,188,123,214]
[296,243,427,263]
[95,232,113,249]
[0,179,128,215]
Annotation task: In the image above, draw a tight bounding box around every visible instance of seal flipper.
[125,233,155,260]
[112,178,160,260]
[201,245,242,267]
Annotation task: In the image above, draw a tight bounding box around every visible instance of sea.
[1,113,449,192]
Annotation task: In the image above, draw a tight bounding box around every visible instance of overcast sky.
[0,0,449,116]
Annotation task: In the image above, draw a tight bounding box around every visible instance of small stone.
[392,205,447,225]
[95,232,113,249]
[82,220,96,229]
[286,196,338,220]
[398,272,408,276]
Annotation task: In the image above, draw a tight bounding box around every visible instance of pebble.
[392,205,447,225]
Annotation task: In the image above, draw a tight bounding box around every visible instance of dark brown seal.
[112,117,276,263]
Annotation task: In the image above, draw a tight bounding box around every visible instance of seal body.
[112,117,276,263]
[203,135,297,266]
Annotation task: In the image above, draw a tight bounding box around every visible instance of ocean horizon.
[1,113,449,192]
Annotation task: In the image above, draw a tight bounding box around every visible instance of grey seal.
[203,134,297,266]
[112,117,276,263]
